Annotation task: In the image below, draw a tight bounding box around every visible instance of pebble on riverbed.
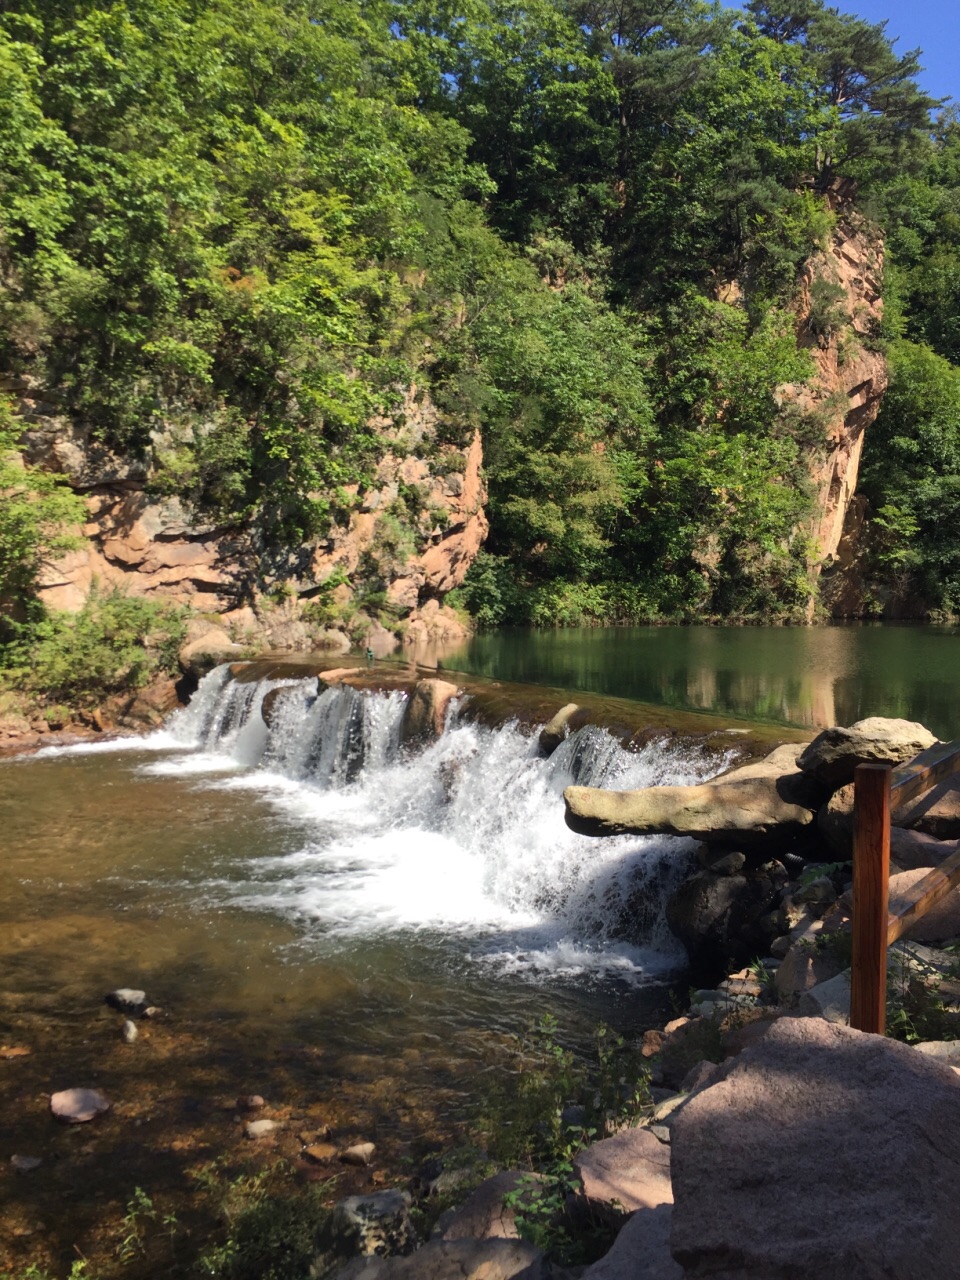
[340,1141,376,1166]
[10,1155,42,1173]
[105,988,147,1015]
[244,1119,277,1139]
[236,1094,265,1111]
[50,1088,111,1123]
[121,1020,138,1043]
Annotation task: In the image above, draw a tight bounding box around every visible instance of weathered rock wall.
[778,190,888,617]
[12,379,488,645]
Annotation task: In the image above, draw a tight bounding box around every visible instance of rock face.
[19,382,488,625]
[670,1017,960,1279]
[564,745,817,846]
[797,717,938,788]
[777,192,888,617]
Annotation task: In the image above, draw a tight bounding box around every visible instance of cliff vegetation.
[0,0,954,705]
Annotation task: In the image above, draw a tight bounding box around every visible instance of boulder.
[328,1190,415,1259]
[538,704,580,757]
[895,776,960,841]
[50,1088,111,1123]
[564,745,817,846]
[888,867,960,944]
[797,969,851,1023]
[178,625,245,678]
[670,1017,960,1279]
[573,1127,672,1218]
[914,1041,960,1066]
[665,869,782,976]
[579,1204,681,1280]
[398,679,459,746]
[798,717,937,789]
[891,829,960,871]
[330,1239,547,1280]
[438,1171,526,1241]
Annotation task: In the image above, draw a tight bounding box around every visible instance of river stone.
[564,744,817,846]
[341,1142,376,1166]
[579,1204,682,1279]
[670,1017,960,1279]
[50,1088,111,1123]
[10,1155,42,1173]
[105,988,147,1014]
[538,704,579,756]
[398,680,459,746]
[331,1239,547,1280]
[121,1019,138,1043]
[244,1119,277,1139]
[890,829,960,870]
[797,717,937,789]
[573,1126,672,1215]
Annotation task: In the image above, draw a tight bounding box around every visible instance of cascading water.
[141,667,731,985]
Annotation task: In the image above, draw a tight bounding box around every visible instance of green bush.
[7,589,186,707]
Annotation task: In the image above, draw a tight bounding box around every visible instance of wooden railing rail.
[851,739,960,1034]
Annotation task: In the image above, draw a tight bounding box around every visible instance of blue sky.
[826,2,956,104]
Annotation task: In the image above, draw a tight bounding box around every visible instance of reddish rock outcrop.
[17,382,488,635]
[778,192,888,617]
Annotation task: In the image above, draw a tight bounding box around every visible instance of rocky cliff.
[13,380,487,652]
[779,191,888,617]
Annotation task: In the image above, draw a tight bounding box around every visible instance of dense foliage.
[0,0,950,629]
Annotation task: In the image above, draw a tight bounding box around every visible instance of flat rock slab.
[580,1204,682,1279]
[573,1127,672,1214]
[332,1238,547,1279]
[670,1017,960,1279]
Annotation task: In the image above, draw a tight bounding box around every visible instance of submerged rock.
[341,1141,377,1166]
[121,1019,138,1044]
[105,988,147,1015]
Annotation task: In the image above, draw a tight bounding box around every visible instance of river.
[438,622,960,739]
[2,623,953,1272]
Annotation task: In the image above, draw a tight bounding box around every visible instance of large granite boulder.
[564,745,818,847]
[798,717,937,789]
[670,1017,960,1279]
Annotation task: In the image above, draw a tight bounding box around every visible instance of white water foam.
[127,668,733,985]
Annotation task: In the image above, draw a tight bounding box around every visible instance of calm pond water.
[440,623,960,740]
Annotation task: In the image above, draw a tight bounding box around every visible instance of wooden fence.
[851,740,960,1034]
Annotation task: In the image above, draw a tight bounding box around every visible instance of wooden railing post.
[850,762,892,1034]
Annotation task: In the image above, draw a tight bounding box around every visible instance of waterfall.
[150,667,730,984]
